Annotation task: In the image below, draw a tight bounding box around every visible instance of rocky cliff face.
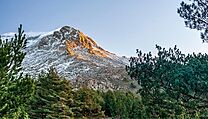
[2,26,132,91]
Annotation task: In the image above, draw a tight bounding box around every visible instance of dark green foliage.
[127,45,208,118]
[0,25,35,118]
[178,0,208,42]
[0,24,27,80]
[129,97,146,119]
[103,90,117,117]
[28,69,144,119]
[29,68,74,119]
[103,90,144,119]
[0,76,35,119]
[73,87,105,118]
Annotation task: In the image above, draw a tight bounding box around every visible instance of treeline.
[28,68,145,119]
[0,66,145,119]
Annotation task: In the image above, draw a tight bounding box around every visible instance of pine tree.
[29,68,74,119]
[0,25,35,118]
[178,0,208,42]
[73,87,105,118]
[127,45,208,118]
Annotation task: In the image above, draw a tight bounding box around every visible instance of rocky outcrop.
[51,26,112,58]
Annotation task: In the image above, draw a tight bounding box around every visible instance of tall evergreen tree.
[0,25,35,118]
[29,68,74,119]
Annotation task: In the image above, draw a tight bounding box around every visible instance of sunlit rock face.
[56,26,113,58]
[5,25,130,91]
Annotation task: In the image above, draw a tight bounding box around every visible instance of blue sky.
[0,0,207,56]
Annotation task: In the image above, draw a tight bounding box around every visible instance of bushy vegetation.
[103,90,145,119]
[127,45,208,118]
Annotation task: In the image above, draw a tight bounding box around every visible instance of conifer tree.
[178,0,208,42]
[29,68,74,119]
[0,25,35,118]
[73,87,105,118]
[127,45,208,118]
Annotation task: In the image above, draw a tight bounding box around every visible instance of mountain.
[2,26,135,91]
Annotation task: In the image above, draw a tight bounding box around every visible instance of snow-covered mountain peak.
[2,25,130,90]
